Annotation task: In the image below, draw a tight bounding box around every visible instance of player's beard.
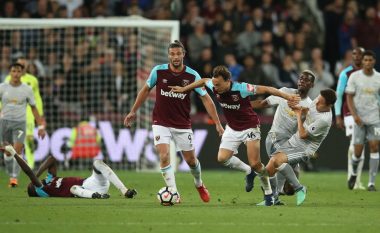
[171,59,182,69]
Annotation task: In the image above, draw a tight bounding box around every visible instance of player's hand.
[215,123,224,137]
[287,99,301,110]
[286,94,301,103]
[335,116,345,129]
[353,115,363,127]
[4,144,17,157]
[124,112,136,127]
[38,127,46,139]
[168,86,185,93]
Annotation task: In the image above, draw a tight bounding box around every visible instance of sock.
[356,152,365,186]
[276,173,286,193]
[190,159,203,187]
[256,164,272,195]
[70,185,96,198]
[25,141,35,169]
[4,156,20,178]
[93,160,127,194]
[269,175,278,198]
[222,156,251,175]
[278,163,302,191]
[369,153,379,186]
[160,164,178,191]
[351,154,363,176]
[347,144,354,179]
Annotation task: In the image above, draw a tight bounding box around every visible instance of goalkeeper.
[5,57,44,169]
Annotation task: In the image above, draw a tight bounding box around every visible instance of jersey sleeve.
[345,73,356,94]
[205,79,214,92]
[334,71,348,115]
[26,86,36,106]
[306,119,329,137]
[146,66,159,88]
[234,82,256,98]
[192,71,207,96]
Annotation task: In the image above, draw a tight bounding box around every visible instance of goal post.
[0,17,179,171]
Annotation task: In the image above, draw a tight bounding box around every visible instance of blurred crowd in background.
[1,0,380,125]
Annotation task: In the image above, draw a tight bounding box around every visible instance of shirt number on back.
[17,130,24,138]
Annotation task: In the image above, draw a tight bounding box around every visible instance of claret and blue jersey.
[206,80,260,131]
[146,64,207,129]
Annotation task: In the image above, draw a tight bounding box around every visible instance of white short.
[82,170,110,194]
[344,115,354,137]
[152,125,194,151]
[220,125,261,154]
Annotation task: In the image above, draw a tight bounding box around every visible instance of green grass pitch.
[0,170,379,233]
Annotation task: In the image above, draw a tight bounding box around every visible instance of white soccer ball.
[157,186,179,206]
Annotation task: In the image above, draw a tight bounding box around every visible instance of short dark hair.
[301,70,316,83]
[9,62,24,70]
[363,50,376,60]
[213,65,231,81]
[320,89,336,106]
[168,40,186,53]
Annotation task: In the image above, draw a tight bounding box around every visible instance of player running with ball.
[124,40,224,203]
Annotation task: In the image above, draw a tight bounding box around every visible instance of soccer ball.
[157,186,179,206]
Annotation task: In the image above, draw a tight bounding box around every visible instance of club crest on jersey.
[231,94,239,102]
[155,136,160,141]
[182,79,190,86]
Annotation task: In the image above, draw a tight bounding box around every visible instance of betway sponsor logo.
[160,89,187,99]
[220,103,240,110]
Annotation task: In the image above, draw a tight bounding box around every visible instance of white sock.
[369,153,379,186]
[70,185,96,198]
[257,164,272,195]
[190,159,203,187]
[93,160,127,194]
[356,152,365,186]
[161,164,178,191]
[223,156,251,175]
[347,144,354,179]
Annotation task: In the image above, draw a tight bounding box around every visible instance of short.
[265,132,289,157]
[276,141,310,166]
[344,115,354,137]
[82,170,110,194]
[220,125,261,154]
[353,122,380,145]
[152,125,194,152]
[0,119,26,144]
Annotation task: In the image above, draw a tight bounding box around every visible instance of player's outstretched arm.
[169,78,210,93]
[255,86,300,103]
[124,84,151,127]
[3,145,43,187]
[199,94,224,136]
[31,105,46,139]
[250,100,269,109]
[35,155,58,178]
[294,107,309,139]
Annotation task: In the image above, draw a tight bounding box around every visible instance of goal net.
[0,17,179,170]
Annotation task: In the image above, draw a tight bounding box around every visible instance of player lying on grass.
[251,70,315,205]
[170,65,300,206]
[2,144,137,198]
[263,89,336,206]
